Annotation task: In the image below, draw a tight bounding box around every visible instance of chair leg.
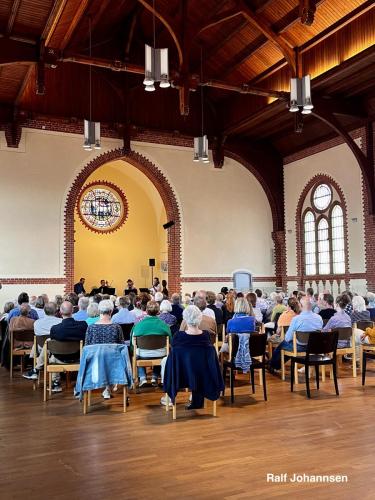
[291,359,295,392]
[49,373,52,397]
[332,361,339,396]
[213,400,217,417]
[305,364,311,398]
[294,362,299,386]
[20,355,24,375]
[10,352,13,379]
[43,367,47,402]
[250,366,255,394]
[222,366,227,396]
[230,367,235,404]
[172,403,177,420]
[262,367,267,401]
[362,353,367,386]
[88,390,91,407]
[352,350,357,378]
[315,365,319,390]
[165,394,170,412]
[321,364,326,382]
[259,367,263,386]
[281,351,285,380]
[359,346,363,377]
[83,391,88,414]
[123,386,127,413]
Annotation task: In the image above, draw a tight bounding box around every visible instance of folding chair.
[10,329,34,378]
[43,339,83,402]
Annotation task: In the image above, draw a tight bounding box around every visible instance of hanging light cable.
[193,47,209,164]
[83,16,101,150]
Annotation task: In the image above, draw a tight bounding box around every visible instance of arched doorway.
[64,149,182,293]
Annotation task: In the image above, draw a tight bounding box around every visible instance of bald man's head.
[60,301,73,318]
[300,296,313,312]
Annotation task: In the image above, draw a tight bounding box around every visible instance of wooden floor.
[1,362,375,500]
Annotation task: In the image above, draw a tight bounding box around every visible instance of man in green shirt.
[131,300,172,386]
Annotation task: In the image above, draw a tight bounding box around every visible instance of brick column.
[272,230,287,291]
[362,122,375,291]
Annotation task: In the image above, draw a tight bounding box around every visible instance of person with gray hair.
[22,302,63,380]
[112,296,135,324]
[73,296,90,321]
[159,299,177,329]
[171,293,183,324]
[86,302,100,325]
[1,301,15,322]
[180,296,217,336]
[35,296,46,319]
[9,303,35,340]
[85,299,124,399]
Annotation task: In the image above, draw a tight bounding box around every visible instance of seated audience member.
[64,292,79,313]
[9,304,35,342]
[322,295,352,347]
[206,291,224,326]
[318,294,336,321]
[154,291,164,304]
[74,277,86,295]
[159,300,177,328]
[73,296,89,321]
[255,289,268,313]
[111,296,135,324]
[22,302,62,380]
[8,293,39,322]
[246,292,263,323]
[86,302,100,325]
[271,294,287,322]
[366,292,375,309]
[227,298,256,333]
[183,294,192,308]
[277,298,300,334]
[85,299,124,399]
[35,296,46,319]
[162,305,223,409]
[351,295,371,324]
[223,292,235,326]
[342,291,353,316]
[1,302,15,322]
[126,292,136,311]
[47,301,87,393]
[55,295,63,317]
[270,296,323,371]
[215,293,224,309]
[180,296,217,337]
[131,300,172,386]
[195,291,215,320]
[161,280,169,298]
[171,293,184,324]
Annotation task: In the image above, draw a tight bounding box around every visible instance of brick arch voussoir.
[64,148,182,294]
[295,173,350,285]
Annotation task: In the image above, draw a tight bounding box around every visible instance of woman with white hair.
[351,296,371,324]
[161,305,214,409]
[86,302,99,325]
[159,300,177,328]
[85,299,124,399]
[366,292,375,309]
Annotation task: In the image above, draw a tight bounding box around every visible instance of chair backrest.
[36,334,50,349]
[229,332,255,360]
[12,329,35,343]
[249,333,267,358]
[47,339,81,356]
[119,323,134,341]
[208,331,217,346]
[356,321,374,331]
[306,330,338,356]
[295,331,314,345]
[135,334,168,350]
[273,312,282,329]
[332,327,353,341]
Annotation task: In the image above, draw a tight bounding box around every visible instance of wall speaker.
[163,221,175,230]
[149,258,155,267]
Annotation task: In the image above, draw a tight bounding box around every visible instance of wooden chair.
[267,325,286,361]
[208,331,219,354]
[361,344,375,385]
[222,332,267,403]
[132,335,170,389]
[332,327,356,377]
[290,331,339,398]
[165,393,217,420]
[281,331,316,384]
[32,334,49,390]
[9,328,34,378]
[119,323,134,342]
[83,385,128,414]
[43,339,83,402]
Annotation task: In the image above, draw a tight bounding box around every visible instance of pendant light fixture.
[83,16,101,150]
[193,48,209,164]
[143,0,170,92]
[289,75,313,115]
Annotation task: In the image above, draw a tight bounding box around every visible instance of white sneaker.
[298,366,305,373]
[139,379,148,387]
[160,395,173,407]
[102,388,111,399]
[151,378,158,387]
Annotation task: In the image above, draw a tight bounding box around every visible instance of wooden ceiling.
[0,0,374,158]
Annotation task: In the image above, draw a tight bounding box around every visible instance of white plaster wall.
[0,128,275,308]
[284,142,366,279]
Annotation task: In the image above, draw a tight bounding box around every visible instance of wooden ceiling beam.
[59,0,90,51]
[201,79,288,100]
[41,0,68,45]
[5,0,21,36]
[0,38,37,65]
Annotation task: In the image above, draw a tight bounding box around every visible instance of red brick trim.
[77,181,129,234]
[180,276,277,283]
[295,174,350,288]
[0,278,67,284]
[64,149,182,294]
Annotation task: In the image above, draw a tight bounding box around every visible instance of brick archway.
[64,148,182,293]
